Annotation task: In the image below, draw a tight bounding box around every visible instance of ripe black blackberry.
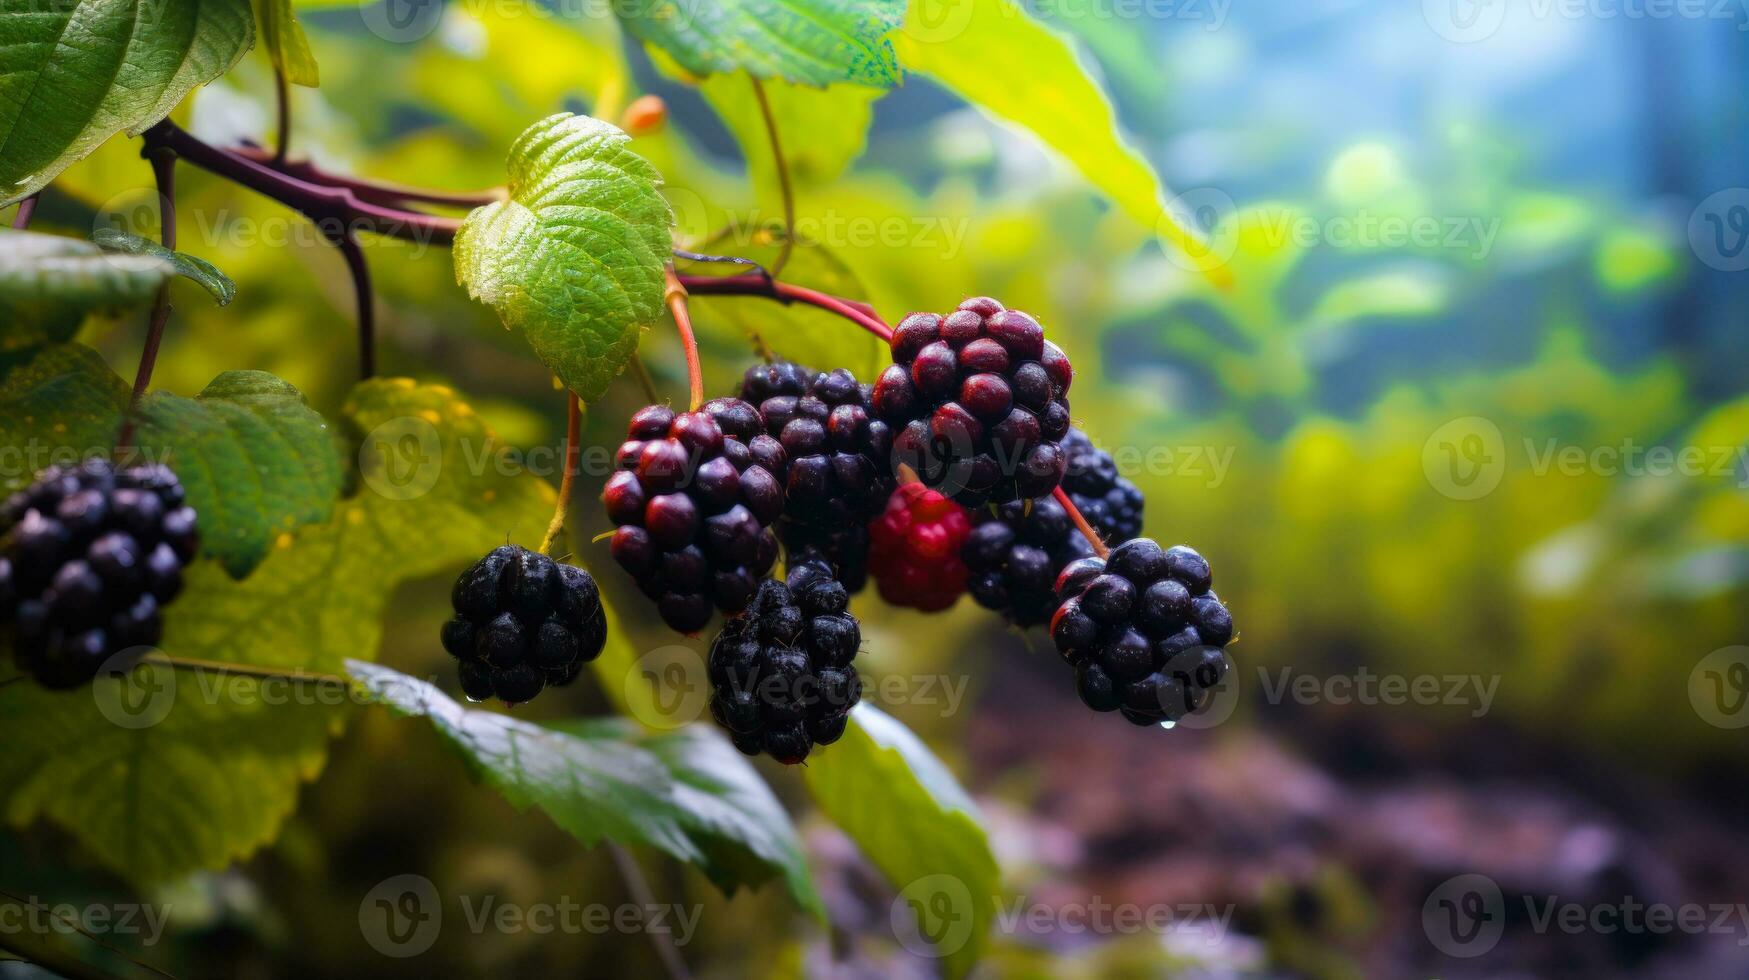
[871,297,1073,507]
[736,362,894,591]
[603,401,784,633]
[959,493,1095,628]
[1061,429,1144,543]
[707,560,861,765]
[1,458,198,689]
[441,545,607,704]
[1050,539,1234,726]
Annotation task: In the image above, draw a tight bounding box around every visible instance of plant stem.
[144,653,352,689]
[630,356,661,403]
[273,67,291,166]
[332,231,375,378]
[539,390,582,556]
[116,146,177,451]
[664,268,704,410]
[676,271,893,343]
[11,193,37,230]
[1054,486,1110,559]
[142,121,461,246]
[607,844,693,980]
[748,76,795,277]
[0,930,123,980]
[234,146,503,209]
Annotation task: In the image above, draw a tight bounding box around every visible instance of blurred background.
[8,0,1749,976]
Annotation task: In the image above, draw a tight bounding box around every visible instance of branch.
[331,231,376,379]
[142,121,460,246]
[232,146,503,209]
[117,145,177,452]
[676,271,892,343]
[748,76,795,277]
[11,193,37,230]
[539,390,583,556]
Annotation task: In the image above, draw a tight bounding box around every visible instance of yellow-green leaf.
[251,0,319,86]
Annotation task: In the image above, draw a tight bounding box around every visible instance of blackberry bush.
[867,482,972,612]
[1050,539,1234,726]
[0,458,198,690]
[707,560,862,765]
[441,545,607,704]
[737,361,895,591]
[871,297,1073,507]
[604,402,784,633]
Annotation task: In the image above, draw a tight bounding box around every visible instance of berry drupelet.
[441,545,607,704]
[866,482,972,612]
[604,402,784,633]
[707,560,862,764]
[871,297,1073,507]
[1050,538,1234,726]
[1060,429,1144,543]
[959,492,1095,627]
[1,458,198,689]
[737,361,894,592]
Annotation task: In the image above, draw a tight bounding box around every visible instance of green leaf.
[92,228,237,306]
[804,705,998,979]
[0,0,255,204]
[0,343,129,492]
[353,663,825,916]
[892,0,1229,288]
[693,70,881,204]
[454,113,672,402]
[132,371,342,578]
[250,0,318,87]
[0,231,175,348]
[0,377,556,884]
[619,0,904,87]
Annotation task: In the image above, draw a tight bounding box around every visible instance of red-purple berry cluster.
[872,297,1073,507]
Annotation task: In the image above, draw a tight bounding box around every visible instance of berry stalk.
[748,76,795,277]
[676,271,893,343]
[538,390,583,556]
[10,193,36,230]
[117,144,178,451]
[1054,485,1111,559]
[664,267,705,410]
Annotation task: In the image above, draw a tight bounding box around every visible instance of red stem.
[1055,486,1110,559]
[676,271,893,342]
[11,194,37,230]
[664,268,704,410]
[117,146,178,453]
[333,232,375,378]
[233,146,502,209]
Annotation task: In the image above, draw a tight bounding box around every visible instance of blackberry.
[736,362,894,591]
[1050,538,1234,726]
[866,482,971,612]
[871,297,1073,507]
[1,458,197,689]
[1061,429,1144,543]
[603,401,783,633]
[440,545,607,704]
[960,493,1096,627]
[706,560,861,764]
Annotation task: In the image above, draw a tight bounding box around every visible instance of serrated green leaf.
[132,371,341,578]
[893,0,1229,288]
[804,705,998,979]
[250,0,318,86]
[354,664,825,917]
[455,113,672,402]
[0,343,129,492]
[0,231,175,349]
[91,228,237,306]
[0,377,556,884]
[620,0,903,87]
[0,0,255,204]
